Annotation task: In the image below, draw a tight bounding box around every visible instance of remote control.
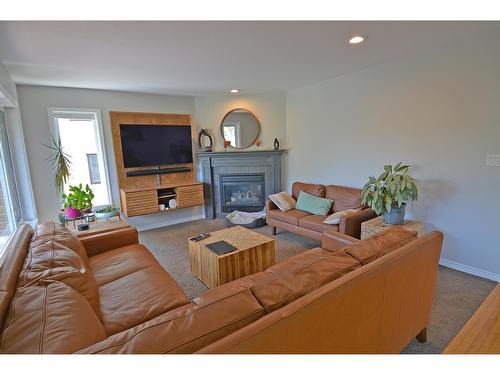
[190,233,211,242]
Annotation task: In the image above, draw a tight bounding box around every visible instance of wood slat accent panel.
[111,111,204,217]
[121,190,158,217]
[110,111,194,190]
[444,284,500,354]
[121,181,203,193]
[177,184,204,208]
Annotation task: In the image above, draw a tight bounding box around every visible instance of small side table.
[361,216,424,240]
[68,217,130,238]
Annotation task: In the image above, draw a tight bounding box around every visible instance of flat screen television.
[120,124,193,168]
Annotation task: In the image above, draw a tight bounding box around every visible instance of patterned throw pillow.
[323,209,361,225]
[268,192,296,212]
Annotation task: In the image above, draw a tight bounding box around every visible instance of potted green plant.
[43,136,72,224]
[361,162,418,224]
[44,136,71,193]
[94,205,119,219]
[62,184,95,219]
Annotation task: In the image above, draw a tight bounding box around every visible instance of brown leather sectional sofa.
[0,221,443,354]
[267,182,377,240]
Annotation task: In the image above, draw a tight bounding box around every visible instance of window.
[0,110,22,252]
[48,109,111,208]
[222,122,241,148]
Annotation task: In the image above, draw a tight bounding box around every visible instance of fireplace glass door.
[220,174,265,213]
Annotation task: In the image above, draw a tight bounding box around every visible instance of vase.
[58,210,66,225]
[273,138,280,150]
[383,203,406,225]
[66,206,82,219]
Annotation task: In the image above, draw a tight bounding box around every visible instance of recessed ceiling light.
[230,89,240,94]
[349,35,366,45]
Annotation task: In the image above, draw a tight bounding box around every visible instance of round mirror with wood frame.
[220,108,261,149]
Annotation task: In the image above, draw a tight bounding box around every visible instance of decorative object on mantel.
[223,140,231,150]
[254,139,261,149]
[220,108,261,149]
[273,138,280,150]
[361,162,418,224]
[197,129,213,152]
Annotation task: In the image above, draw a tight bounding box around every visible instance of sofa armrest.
[80,227,139,257]
[265,198,278,212]
[339,208,377,239]
[322,230,359,252]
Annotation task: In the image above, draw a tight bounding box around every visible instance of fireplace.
[220,174,265,213]
[198,150,284,219]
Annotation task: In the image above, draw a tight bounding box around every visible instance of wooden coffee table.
[188,225,275,288]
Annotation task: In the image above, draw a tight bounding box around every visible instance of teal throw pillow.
[295,191,333,215]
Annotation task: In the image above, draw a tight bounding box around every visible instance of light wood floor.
[444,284,500,354]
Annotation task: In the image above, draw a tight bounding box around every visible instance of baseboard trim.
[129,214,203,232]
[439,258,500,282]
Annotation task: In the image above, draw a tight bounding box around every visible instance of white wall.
[17,85,199,228]
[194,93,287,151]
[286,37,500,280]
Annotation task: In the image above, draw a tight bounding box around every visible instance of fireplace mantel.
[197,150,285,219]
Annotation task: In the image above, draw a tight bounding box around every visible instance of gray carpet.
[139,219,497,354]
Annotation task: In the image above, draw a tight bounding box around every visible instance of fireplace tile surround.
[198,150,285,219]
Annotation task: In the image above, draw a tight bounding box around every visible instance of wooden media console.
[110,111,204,218]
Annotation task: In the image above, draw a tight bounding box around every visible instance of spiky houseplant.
[361,162,418,223]
[44,136,71,194]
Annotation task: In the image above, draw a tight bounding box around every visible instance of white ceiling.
[0,21,498,96]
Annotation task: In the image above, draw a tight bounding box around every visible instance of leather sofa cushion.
[344,227,417,265]
[98,264,189,335]
[299,214,339,233]
[251,251,361,313]
[31,221,89,264]
[192,246,345,307]
[89,244,160,286]
[78,289,265,354]
[17,240,100,318]
[292,182,326,200]
[326,185,363,213]
[0,281,106,353]
[267,208,311,226]
[266,247,334,275]
[193,271,275,306]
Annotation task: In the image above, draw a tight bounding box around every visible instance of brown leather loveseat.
[0,221,443,353]
[267,182,377,240]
